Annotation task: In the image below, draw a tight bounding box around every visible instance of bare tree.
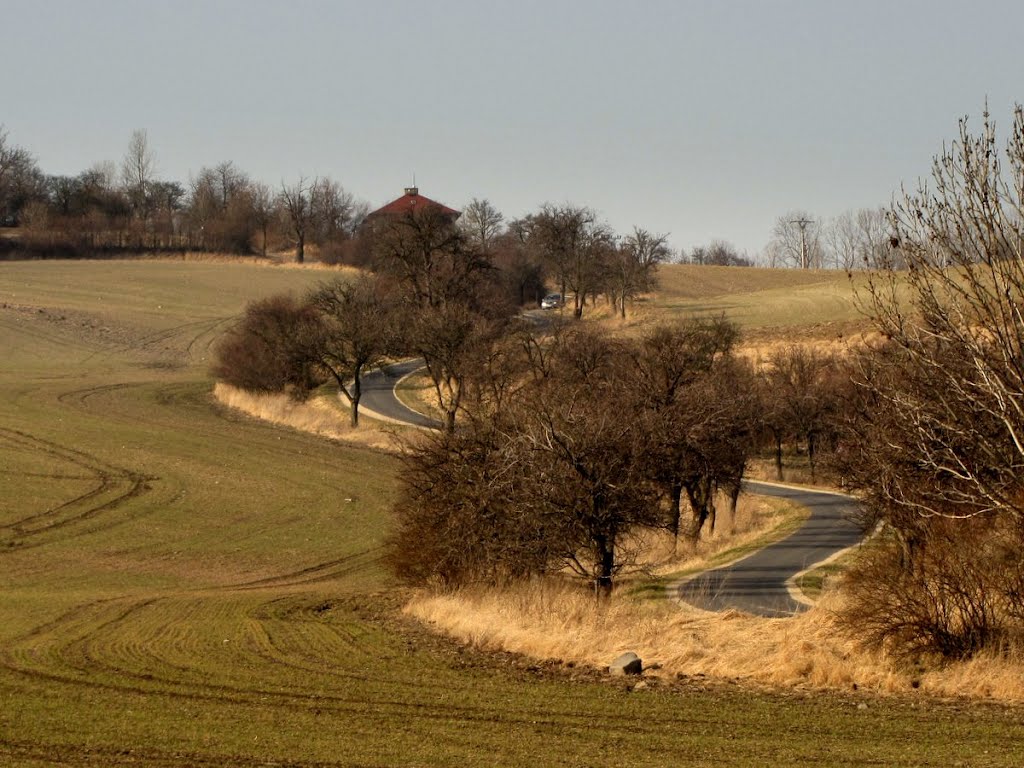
[516,326,661,593]
[837,104,1024,658]
[306,276,394,427]
[121,129,156,220]
[0,126,42,224]
[187,163,257,253]
[826,207,889,271]
[279,177,315,263]
[491,226,546,307]
[407,302,507,432]
[373,206,493,311]
[460,197,505,254]
[689,240,752,267]
[767,211,823,269]
[607,227,670,318]
[527,204,614,319]
[758,346,840,482]
[628,318,748,538]
[249,181,274,257]
[310,176,356,245]
[856,105,1024,526]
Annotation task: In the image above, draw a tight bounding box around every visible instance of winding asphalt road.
[361,359,864,617]
[674,482,862,617]
[360,358,442,429]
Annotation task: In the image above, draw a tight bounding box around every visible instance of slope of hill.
[0,258,1019,767]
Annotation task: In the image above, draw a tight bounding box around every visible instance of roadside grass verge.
[793,551,859,602]
[393,365,443,419]
[213,381,401,452]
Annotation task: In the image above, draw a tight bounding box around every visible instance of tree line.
[2,125,891,270]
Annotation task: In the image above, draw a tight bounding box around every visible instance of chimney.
[404,186,419,196]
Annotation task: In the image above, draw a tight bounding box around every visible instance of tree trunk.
[668,481,683,538]
[686,476,715,541]
[296,234,305,264]
[350,372,362,428]
[807,432,817,482]
[594,534,614,597]
[728,480,741,522]
[774,435,784,481]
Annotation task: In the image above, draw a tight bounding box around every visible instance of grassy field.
[650,263,870,331]
[1,258,1022,766]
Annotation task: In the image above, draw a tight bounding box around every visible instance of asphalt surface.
[674,481,863,617]
[360,358,442,429]
[362,358,864,617]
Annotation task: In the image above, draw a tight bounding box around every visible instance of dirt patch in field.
[0,301,144,350]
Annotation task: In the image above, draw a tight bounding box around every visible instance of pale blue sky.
[5,0,1024,255]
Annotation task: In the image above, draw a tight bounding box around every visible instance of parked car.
[541,292,563,310]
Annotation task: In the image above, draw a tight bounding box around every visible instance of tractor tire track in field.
[226,548,382,590]
[0,739,356,768]
[73,315,234,367]
[0,594,743,747]
[0,427,155,551]
[123,315,234,361]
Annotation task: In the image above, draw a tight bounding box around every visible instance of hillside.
[0,258,1019,767]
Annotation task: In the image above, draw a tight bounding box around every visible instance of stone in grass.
[609,652,643,676]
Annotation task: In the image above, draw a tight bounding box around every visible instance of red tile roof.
[367,187,460,219]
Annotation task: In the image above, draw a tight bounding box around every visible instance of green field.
[1,259,1021,767]
[650,263,871,335]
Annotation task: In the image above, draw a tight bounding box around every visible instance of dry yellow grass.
[136,250,364,272]
[406,581,1024,703]
[213,382,399,452]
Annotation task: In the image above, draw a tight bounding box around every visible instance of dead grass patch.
[213,382,398,451]
[406,581,1024,703]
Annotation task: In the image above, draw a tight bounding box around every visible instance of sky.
[5,0,1024,257]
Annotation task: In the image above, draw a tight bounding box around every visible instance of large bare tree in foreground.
[842,105,1024,659]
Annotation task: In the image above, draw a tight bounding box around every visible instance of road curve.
[359,359,442,429]
[674,481,863,617]
[361,359,864,617]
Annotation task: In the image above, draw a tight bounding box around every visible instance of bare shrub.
[212,294,325,399]
[839,517,1024,662]
[384,418,559,588]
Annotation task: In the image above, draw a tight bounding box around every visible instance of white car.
[541,293,563,310]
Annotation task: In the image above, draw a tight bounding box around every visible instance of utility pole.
[790,217,814,269]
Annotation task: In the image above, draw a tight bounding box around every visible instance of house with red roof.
[365,187,460,223]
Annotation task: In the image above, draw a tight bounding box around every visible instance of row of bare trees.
[764,207,892,270]
[469,202,671,320]
[386,317,755,593]
[1,127,366,260]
